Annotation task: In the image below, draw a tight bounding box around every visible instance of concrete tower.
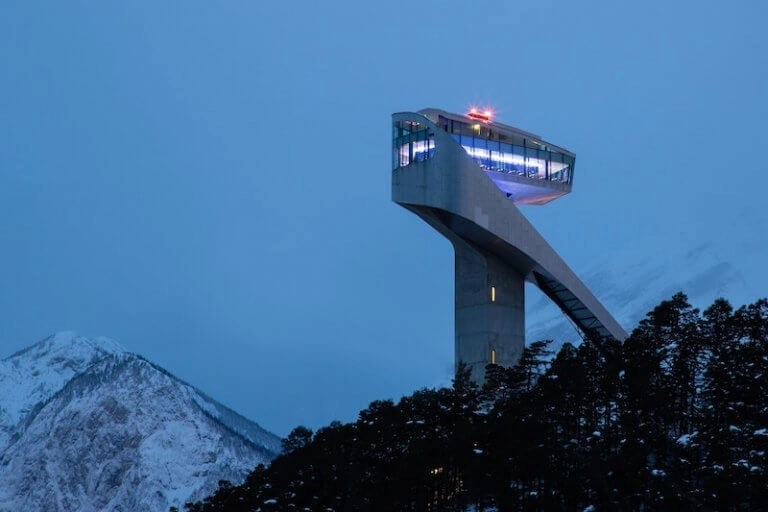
[392,108,627,382]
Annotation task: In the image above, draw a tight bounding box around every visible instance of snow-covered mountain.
[0,332,282,512]
[526,205,768,344]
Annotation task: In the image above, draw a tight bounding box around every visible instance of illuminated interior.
[432,112,575,203]
[392,120,435,168]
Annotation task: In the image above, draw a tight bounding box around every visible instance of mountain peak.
[27,331,126,356]
[0,332,129,439]
[0,333,281,511]
[3,331,126,367]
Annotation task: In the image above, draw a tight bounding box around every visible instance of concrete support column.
[453,237,525,383]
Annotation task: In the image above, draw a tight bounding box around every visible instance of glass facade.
[436,115,574,184]
[392,114,574,188]
[392,120,435,169]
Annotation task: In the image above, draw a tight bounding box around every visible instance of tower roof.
[418,108,575,158]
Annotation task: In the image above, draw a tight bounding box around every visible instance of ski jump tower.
[392,108,627,382]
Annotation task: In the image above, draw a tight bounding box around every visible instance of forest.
[178,293,768,511]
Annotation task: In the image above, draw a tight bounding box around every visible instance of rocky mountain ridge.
[0,332,281,512]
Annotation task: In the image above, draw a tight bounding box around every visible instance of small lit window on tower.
[490,286,496,302]
[490,349,497,365]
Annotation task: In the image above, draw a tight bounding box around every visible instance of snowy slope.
[0,333,281,512]
[0,332,126,450]
[526,205,768,344]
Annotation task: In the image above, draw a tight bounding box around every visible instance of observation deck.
[393,108,575,206]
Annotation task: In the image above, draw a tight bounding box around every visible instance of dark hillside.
[182,293,768,512]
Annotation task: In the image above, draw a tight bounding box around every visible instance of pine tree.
[281,425,313,453]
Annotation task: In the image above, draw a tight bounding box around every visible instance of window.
[491,349,496,365]
[392,120,435,169]
[490,286,496,302]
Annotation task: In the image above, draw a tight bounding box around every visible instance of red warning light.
[466,106,493,123]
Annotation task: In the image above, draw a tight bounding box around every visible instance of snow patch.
[677,432,697,446]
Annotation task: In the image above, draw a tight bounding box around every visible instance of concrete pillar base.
[453,237,525,383]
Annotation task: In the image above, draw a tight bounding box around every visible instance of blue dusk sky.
[1,1,766,435]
